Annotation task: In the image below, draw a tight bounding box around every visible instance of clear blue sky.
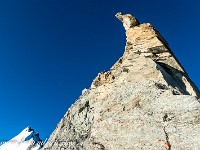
[0,0,199,141]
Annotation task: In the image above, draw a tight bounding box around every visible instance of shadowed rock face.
[42,13,200,150]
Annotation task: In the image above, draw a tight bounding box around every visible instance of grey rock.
[42,13,200,150]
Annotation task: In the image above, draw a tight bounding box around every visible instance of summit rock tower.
[43,13,200,150]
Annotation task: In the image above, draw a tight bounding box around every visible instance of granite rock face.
[42,13,200,150]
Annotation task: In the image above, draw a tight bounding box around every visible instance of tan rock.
[115,12,139,30]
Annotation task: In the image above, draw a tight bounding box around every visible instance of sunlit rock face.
[0,127,43,150]
[42,13,200,150]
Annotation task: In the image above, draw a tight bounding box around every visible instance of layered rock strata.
[43,13,200,150]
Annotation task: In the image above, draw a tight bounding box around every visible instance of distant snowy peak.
[0,127,43,150]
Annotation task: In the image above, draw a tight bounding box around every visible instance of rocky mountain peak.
[92,12,200,98]
[42,13,200,149]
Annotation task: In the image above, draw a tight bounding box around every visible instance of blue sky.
[0,0,199,141]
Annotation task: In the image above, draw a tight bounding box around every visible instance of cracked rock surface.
[42,13,200,150]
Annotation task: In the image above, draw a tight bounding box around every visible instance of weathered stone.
[42,13,200,150]
[115,12,139,30]
[91,71,115,89]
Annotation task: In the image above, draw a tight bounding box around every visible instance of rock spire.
[115,12,139,30]
[42,13,200,150]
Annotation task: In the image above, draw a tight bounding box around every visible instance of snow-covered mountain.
[0,127,43,150]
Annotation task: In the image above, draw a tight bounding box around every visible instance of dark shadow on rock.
[156,62,200,97]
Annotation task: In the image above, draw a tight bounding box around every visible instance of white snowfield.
[0,127,43,150]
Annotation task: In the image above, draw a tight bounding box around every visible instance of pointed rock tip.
[115,12,140,30]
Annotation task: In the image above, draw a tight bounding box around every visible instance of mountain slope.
[0,127,43,150]
[43,13,200,149]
